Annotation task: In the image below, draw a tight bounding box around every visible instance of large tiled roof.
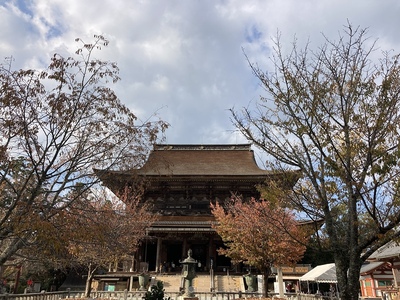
[131,144,272,176]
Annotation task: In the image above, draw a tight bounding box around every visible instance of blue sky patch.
[245,25,262,43]
[13,0,34,17]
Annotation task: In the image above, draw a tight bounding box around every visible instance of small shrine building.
[96,143,299,275]
[359,240,400,298]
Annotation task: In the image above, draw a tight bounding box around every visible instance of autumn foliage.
[0,35,167,267]
[231,23,400,300]
[211,195,307,295]
[70,189,156,296]
[33,186,157,297]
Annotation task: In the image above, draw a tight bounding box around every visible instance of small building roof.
[299,263,337,283]
[368,240,400,261]
[360,261,387,275]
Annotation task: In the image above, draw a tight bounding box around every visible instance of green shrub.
[143,281,170,300]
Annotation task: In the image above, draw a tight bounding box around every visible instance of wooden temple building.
[359,241,400,299]
[95,143,304,291]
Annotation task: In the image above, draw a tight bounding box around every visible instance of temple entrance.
[191,243,207,272]
[215,243,232,273]
[145,243,157,271]
[167,243,182,271]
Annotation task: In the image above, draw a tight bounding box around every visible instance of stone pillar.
[180,249,198,299]
[114,259,118,272]
[156,237,162,272]
[277,267,284,297]
[129,275,134,291]
[130,255,134,272]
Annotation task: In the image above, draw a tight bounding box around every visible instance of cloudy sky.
[1,0,400,164]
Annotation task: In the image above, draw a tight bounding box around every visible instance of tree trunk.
[262,266,271,297]
[0,238,25,266]
[335,255,362,300]
[84,264,94,298]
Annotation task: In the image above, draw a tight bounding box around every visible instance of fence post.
[124,289,128,300]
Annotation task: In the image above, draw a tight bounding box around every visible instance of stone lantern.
[180,249,198,298]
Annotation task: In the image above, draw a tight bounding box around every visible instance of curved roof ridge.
[153,144,252,151]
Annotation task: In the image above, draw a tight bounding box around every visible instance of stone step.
[193,275,213,292]
[215,275,243,292]
[155,275,183,292]
[154,274,245,293]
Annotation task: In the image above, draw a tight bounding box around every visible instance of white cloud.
[2,0,400,166]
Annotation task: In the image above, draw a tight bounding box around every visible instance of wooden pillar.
[182,237,188,259]
[155,237,162,273]
[393,267,400,287]
[208,235,214,270]
[368,281,371,297]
